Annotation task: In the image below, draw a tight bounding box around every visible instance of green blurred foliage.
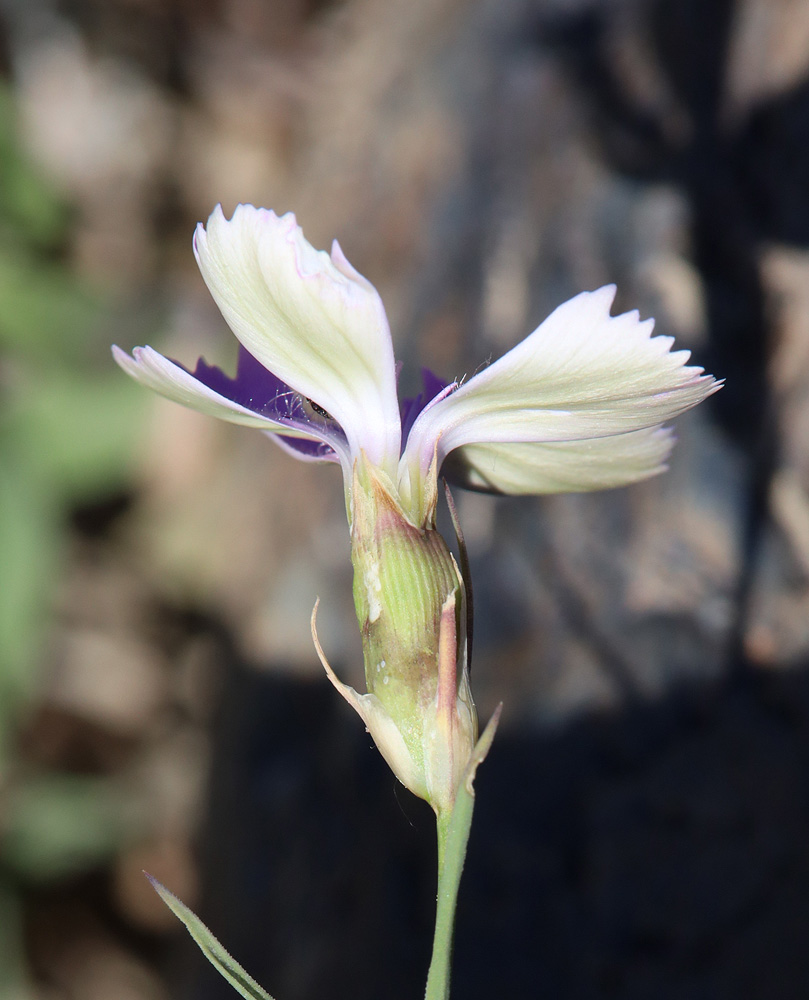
[0,83,142,740]
[0,773,133,882]
[0,876,31,1000]
[0,82,145,992]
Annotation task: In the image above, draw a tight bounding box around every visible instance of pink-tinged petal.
[444,426,676,495]
[112,345,341,457]
[193,204,401,472]
[402,286,720,488]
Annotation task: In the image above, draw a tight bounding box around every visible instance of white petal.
[445,426,675,494]
[193,205,401,471]
[112,344,326,441]
[404,286,720,481]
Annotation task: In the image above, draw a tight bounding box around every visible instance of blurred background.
[2,0,809,997]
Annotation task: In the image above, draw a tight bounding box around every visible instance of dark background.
[2,0,809,997]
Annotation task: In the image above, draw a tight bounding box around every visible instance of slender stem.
[424,783,476,1000]
[423,706,502,1000]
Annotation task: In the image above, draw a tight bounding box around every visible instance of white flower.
[114,203,720,530]
[114,203,720,813]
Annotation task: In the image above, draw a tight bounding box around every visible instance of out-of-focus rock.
[15,33,173,285]
[725,0,809,121]
[744,246,809,668]
[44,629,167,737]
[113,835,199,932]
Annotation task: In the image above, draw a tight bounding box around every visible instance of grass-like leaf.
[146,873,276,1000]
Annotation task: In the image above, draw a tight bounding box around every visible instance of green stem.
[423,782,476,1000]
[422,705,502,1000]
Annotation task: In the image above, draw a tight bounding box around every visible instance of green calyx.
[348,457,477,811]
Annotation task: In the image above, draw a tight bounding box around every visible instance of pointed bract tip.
[463,702,503,796]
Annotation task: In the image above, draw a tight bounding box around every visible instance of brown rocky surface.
[3,1,809,998]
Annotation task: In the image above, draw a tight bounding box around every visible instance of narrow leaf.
[146,874,275,1000]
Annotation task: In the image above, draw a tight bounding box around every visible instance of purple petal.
[191,346,294,417]
[187,345,344,461]
[401,368,449,442]
[274,433,340,462]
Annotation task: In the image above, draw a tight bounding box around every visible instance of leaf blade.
[146,874,275,1000]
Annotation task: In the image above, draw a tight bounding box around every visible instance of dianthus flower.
[115,204,719,815]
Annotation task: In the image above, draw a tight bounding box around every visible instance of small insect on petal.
[304,398,333,420]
